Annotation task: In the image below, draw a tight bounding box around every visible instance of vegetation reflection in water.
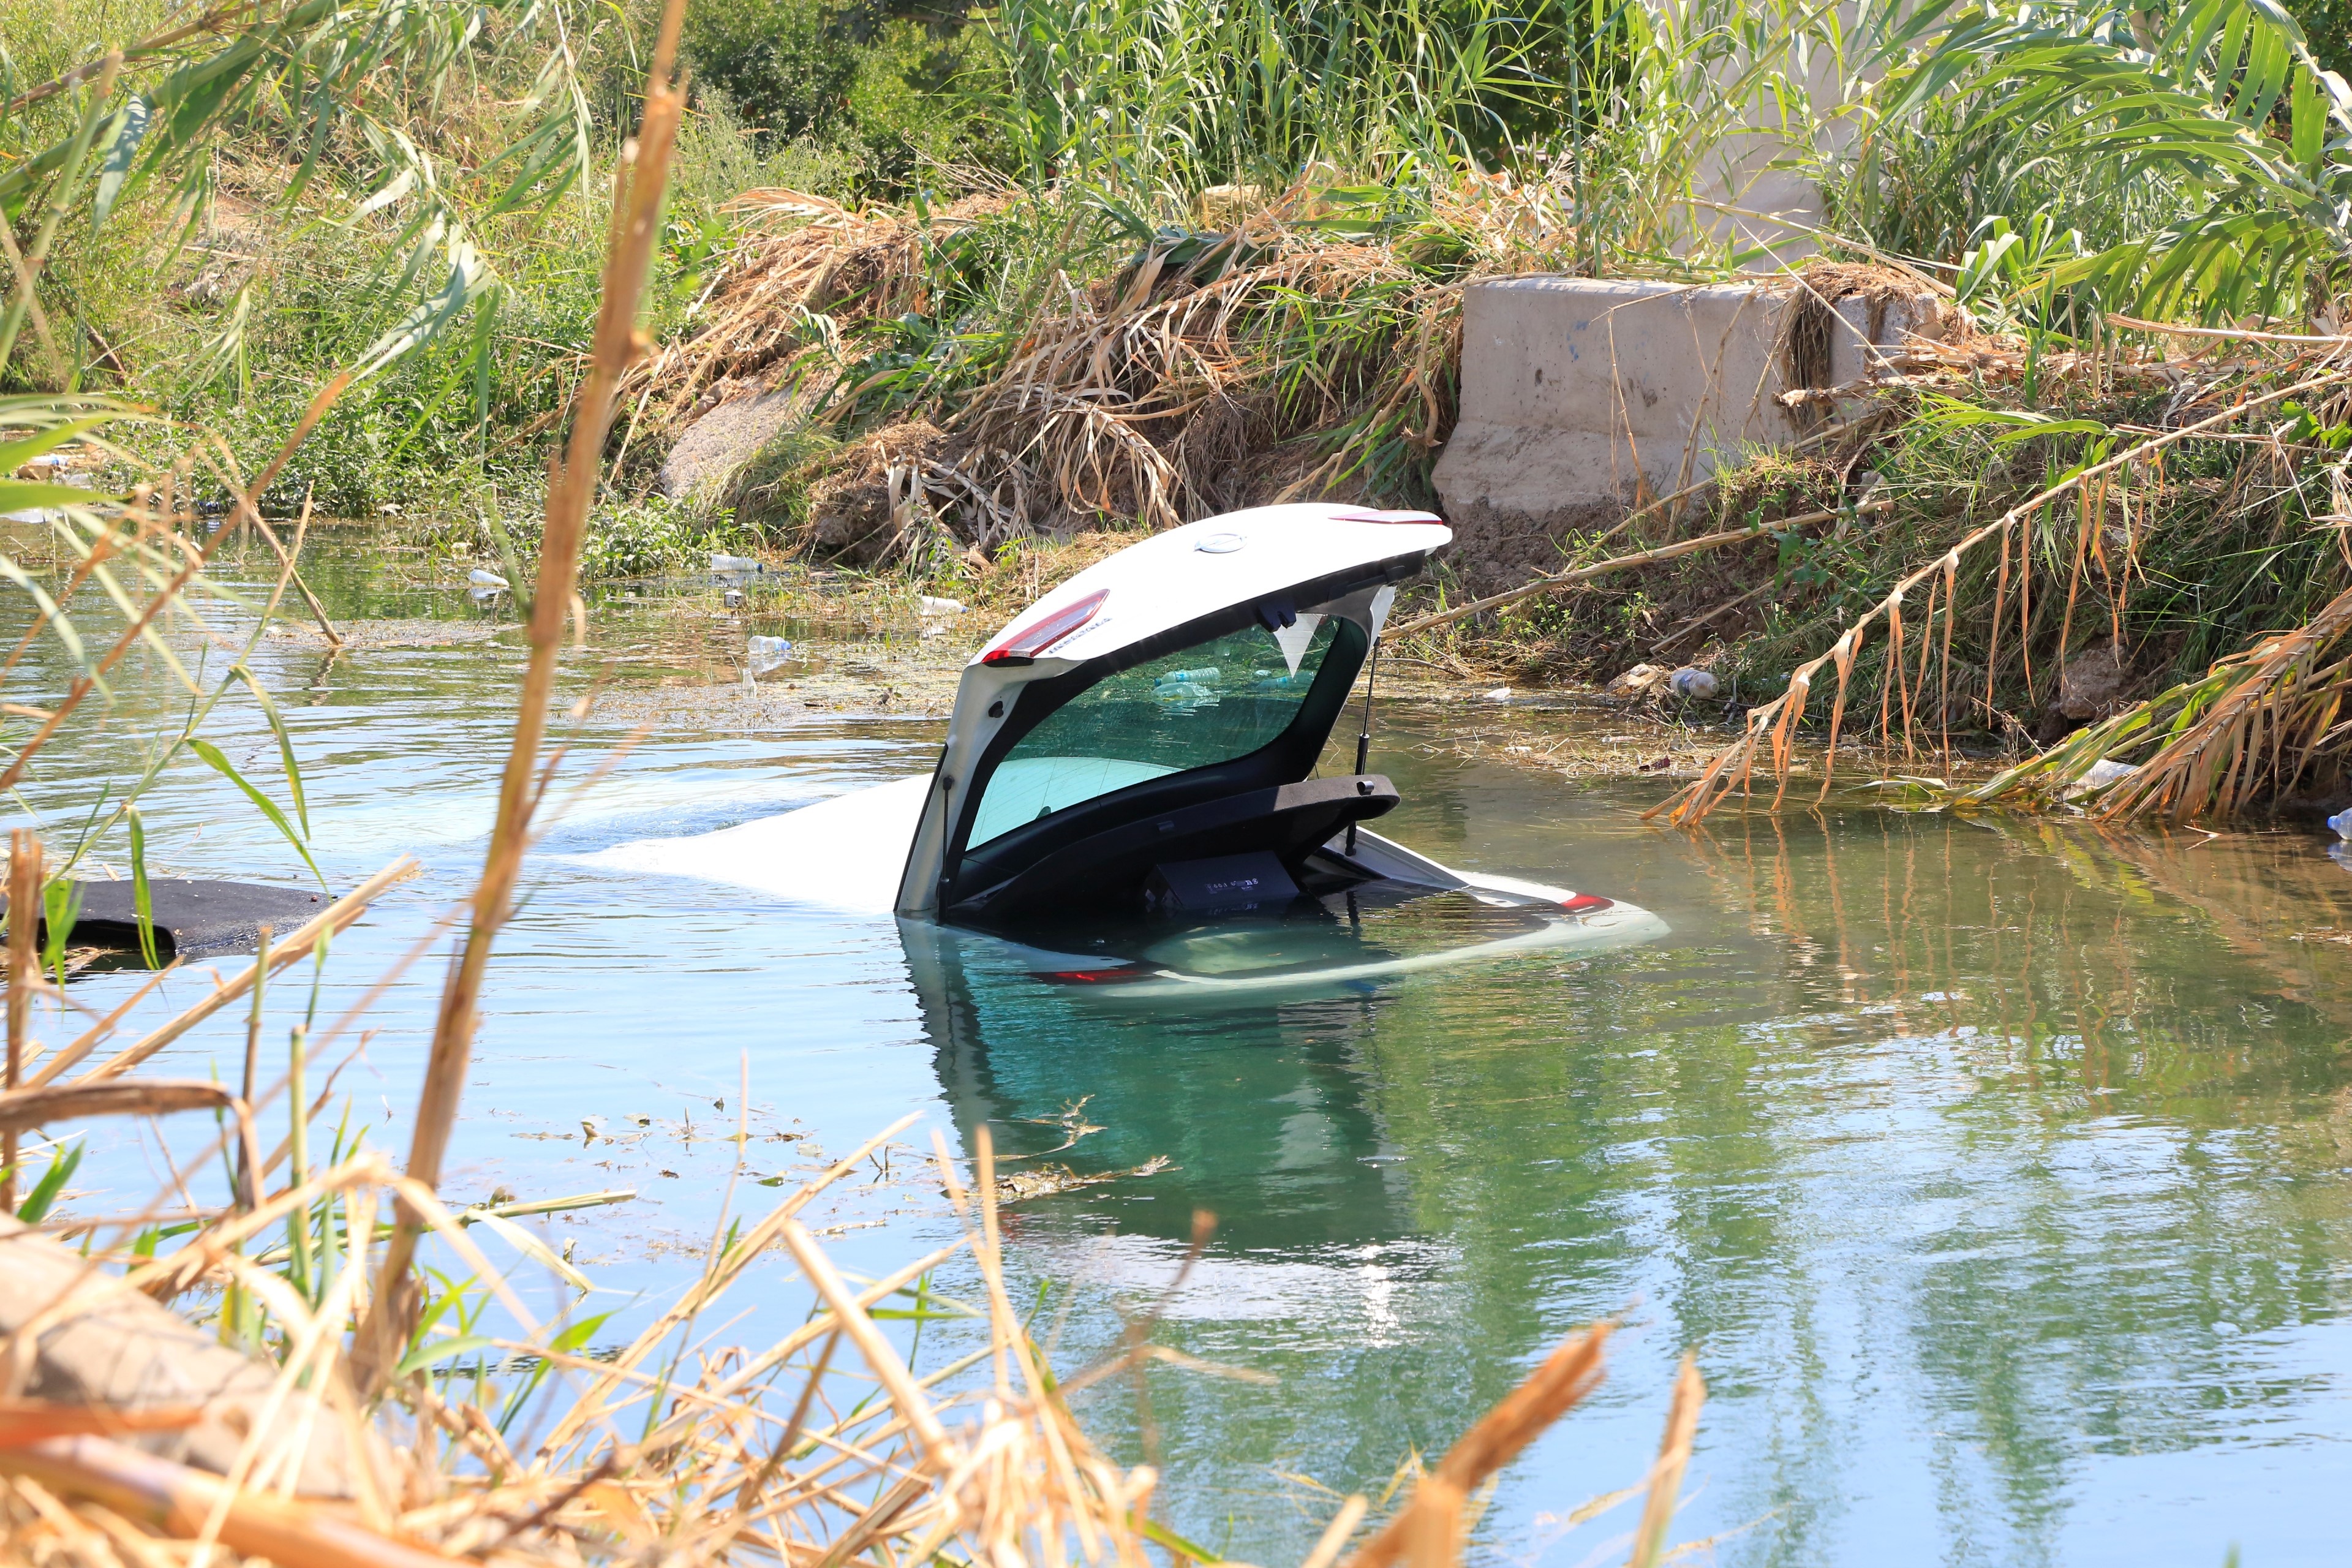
[921,757,2352,1567]
[15,540,2352,1566]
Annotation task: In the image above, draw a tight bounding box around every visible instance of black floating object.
[4,879,329,962]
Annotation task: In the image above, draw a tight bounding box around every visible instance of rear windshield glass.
[967,617,1343,850]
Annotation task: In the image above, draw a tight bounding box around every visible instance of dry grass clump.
[0,1110,1706,1568]
[954,233,1449,533]
[0,1120,1149,1568]
[638,172,1488,556]
[622,189,1013,439]
[1653,351,2352,826]
[778,225,1454,558]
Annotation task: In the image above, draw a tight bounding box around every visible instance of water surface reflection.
[12,530,2352,1566]
[922,769,2352,1568]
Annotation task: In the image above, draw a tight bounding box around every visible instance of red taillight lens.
[1558,894,1615,914]
[1032,967,1159,985]
[982,589,1109,666]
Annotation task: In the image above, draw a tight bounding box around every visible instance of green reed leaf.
[126,805,160,969]
[233,667,309,839]
[187,737,324,888]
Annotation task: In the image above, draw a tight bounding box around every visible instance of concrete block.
[1433,274,1947,595]
[656,384,804,502]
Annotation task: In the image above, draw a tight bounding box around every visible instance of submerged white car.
[594,503,1667,994]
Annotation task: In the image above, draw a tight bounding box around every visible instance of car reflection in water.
[906,914,1415,1250]
[902,882,1656,1250]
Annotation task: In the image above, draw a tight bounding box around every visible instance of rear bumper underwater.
[936,826,1670,1000]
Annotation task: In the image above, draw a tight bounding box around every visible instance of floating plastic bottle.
[1667,668,1719,700]
[1156,666,1219,686]
[2070,758,2138,798]
[469,568,509,589]
[710,552,763,573]
[747,635,793,674]
[920,595,966,616]
[2330,808,2352,840]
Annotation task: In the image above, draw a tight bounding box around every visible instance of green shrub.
[2288,0,2349,81]
[840,17,1000,189]
[580,496,710,581]
[683,0,865,141]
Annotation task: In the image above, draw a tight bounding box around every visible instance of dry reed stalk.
[1653,366,2352,825]
[1,1434,459,1568]
[0,1078,235,1136]
[2103,314,2352,349]
[1937,552,1958,767]
[4,832,37,1215]
[0,1401,200,1444]
[780,1221,954,1461]
[1883,594,1910,758]
[1392,499,1891,639]
[1626,1354,1705,1568]
[1340,1323,1611,1568]
[1983,520,2013,717]
[360,0,692,1382]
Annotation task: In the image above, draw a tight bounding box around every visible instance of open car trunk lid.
[895,504,1448,919]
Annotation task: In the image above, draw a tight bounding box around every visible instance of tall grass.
[987,0,1544,201]
[1847,0,2351,322]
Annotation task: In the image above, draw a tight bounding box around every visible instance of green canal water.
[16,530,2352,1566]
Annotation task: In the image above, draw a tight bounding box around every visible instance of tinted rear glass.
[967,617,1343,849]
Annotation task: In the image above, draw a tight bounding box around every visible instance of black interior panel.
[948,775,1400,924]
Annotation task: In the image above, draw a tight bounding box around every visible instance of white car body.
[589,502,1668,992]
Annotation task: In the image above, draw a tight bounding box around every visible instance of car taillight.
[1032,967,1159,984]
[1558,894,1614,914]
[982,589,1109,666]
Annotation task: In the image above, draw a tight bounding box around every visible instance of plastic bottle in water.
[1667,667,1719,700]
[1156,666,1219,686]
[469,568,509,589]
[711,552,763,573]
[920,595,966,616]
[2329,808,2352,840]
[747,635,793,675]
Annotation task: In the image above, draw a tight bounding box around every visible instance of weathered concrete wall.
[656,382,804,501]
[1431,274,1947,595]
